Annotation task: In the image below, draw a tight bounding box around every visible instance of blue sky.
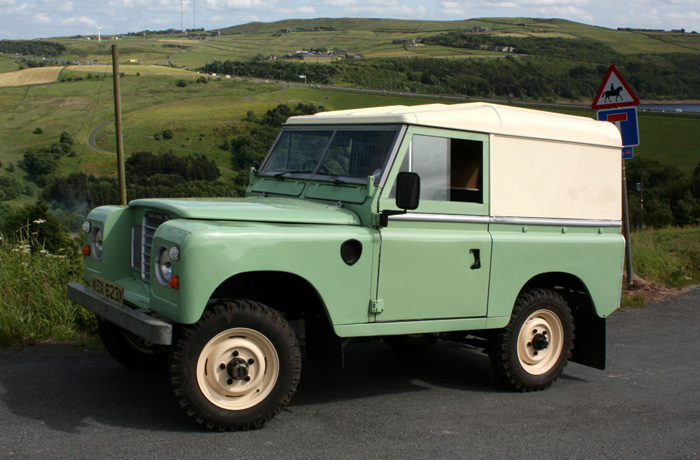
[1,0,698,40]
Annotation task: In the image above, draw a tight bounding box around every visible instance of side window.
[402,135,483,203]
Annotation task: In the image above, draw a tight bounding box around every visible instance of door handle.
[470,249,481,270]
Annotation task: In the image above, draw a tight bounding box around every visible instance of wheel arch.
[519,272,606,370]
[211,271,327,320]
[209,271,343,366]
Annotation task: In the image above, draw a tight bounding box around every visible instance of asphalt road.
[1,289,699,460]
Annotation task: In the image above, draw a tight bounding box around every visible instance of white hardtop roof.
[285,102,622,148]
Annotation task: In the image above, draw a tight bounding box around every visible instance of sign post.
[592,65,640,287]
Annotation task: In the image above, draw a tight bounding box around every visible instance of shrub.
[644,197,673,229]
[176,79,188,87]
[1,199,74,253]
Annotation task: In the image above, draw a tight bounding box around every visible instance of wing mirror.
[380,172,420,227]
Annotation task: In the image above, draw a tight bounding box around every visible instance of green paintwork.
[81,108,624,341]
[129,197,362,226]
[152,220,375,325]
[487,224,624,319]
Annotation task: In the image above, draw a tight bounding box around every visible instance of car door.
[374,127,492,322]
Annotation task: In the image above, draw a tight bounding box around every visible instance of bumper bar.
[67,282,173,345]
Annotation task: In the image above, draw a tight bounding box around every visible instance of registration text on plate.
[93,275,124,307]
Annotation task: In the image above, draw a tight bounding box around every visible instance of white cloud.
[440,1,469,16]
[201,0,276,10]
[61,15,96,26]
[297,5,315,14]
[323,0,357,6]
[1,0,699,39]
[344,0,428,18]
[32,12,52,24]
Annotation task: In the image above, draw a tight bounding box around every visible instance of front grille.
[131,211,169,282]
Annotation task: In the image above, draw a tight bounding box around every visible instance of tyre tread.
[488,288,575,392]
[168,299,301,431]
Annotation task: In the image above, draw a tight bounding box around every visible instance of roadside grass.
[630,226,700,288]
[0,232,95,349]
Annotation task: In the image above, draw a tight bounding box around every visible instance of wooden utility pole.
[111,44,127,205]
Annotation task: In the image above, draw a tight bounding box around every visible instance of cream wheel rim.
[196,328,279,410]
[517,309,564,375]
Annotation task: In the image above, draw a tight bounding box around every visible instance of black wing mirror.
[380,172,420,227]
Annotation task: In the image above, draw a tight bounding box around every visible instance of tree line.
[0,40,66,57]
[626,157,700,229]
[201,43,700,101]
[42,151,230,211]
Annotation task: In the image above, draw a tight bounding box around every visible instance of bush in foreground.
[0,237,96,348]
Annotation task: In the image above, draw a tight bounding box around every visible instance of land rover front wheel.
[169,300,301,431]
[488,289,573,392]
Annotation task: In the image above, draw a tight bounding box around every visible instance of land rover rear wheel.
[168,300,301,431]
[488,289,574,392]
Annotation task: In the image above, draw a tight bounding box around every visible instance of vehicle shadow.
[0,340,500,433]
[292,340,500,407]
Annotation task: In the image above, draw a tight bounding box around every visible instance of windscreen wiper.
[315,171,347,185]
[274,170,311,179]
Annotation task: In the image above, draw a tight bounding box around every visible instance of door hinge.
[369,299,384,314]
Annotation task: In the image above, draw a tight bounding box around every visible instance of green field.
[2,18,696,73]
[0,55,20,73]
[1,70,697,199]
[1,17,699,213]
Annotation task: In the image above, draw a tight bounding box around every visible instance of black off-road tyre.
[168,300,301,431]
[384,334,438,352]
[488,289,574,392]
[98,318,168,372]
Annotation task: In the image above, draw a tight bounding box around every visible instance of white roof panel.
[285,102,622,148]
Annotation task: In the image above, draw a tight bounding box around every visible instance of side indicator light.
[169,276,180,290]
[82,245,90,257]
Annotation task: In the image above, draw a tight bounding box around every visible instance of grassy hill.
[0,17,699,219]
[1,17,698,72]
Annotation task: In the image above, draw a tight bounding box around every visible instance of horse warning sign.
[591,65,640,109]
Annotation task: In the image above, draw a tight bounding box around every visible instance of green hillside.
[1,17,699,231]
[1,17,698,73]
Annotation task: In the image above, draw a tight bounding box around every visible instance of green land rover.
[68,102,625,431]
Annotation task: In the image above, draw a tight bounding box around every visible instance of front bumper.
[66,282,173,345]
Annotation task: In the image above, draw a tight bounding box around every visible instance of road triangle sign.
[591,65,640,110]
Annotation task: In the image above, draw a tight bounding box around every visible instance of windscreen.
[260,127,401,182]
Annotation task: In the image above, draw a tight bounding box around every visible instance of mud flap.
[570,313,606,370]
[304,313,345,367]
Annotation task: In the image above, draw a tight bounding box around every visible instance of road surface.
[1,289,699,459]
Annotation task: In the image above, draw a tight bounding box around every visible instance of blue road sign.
[622,147,634,159]
[597,107,639,147]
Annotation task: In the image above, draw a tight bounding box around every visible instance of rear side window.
[397,134,484,203]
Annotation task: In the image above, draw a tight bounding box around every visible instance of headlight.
[92,227,103,259]
[156,246,173,285]
[82,221,91,233]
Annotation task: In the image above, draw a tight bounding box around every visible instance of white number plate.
[93,275,124,307]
